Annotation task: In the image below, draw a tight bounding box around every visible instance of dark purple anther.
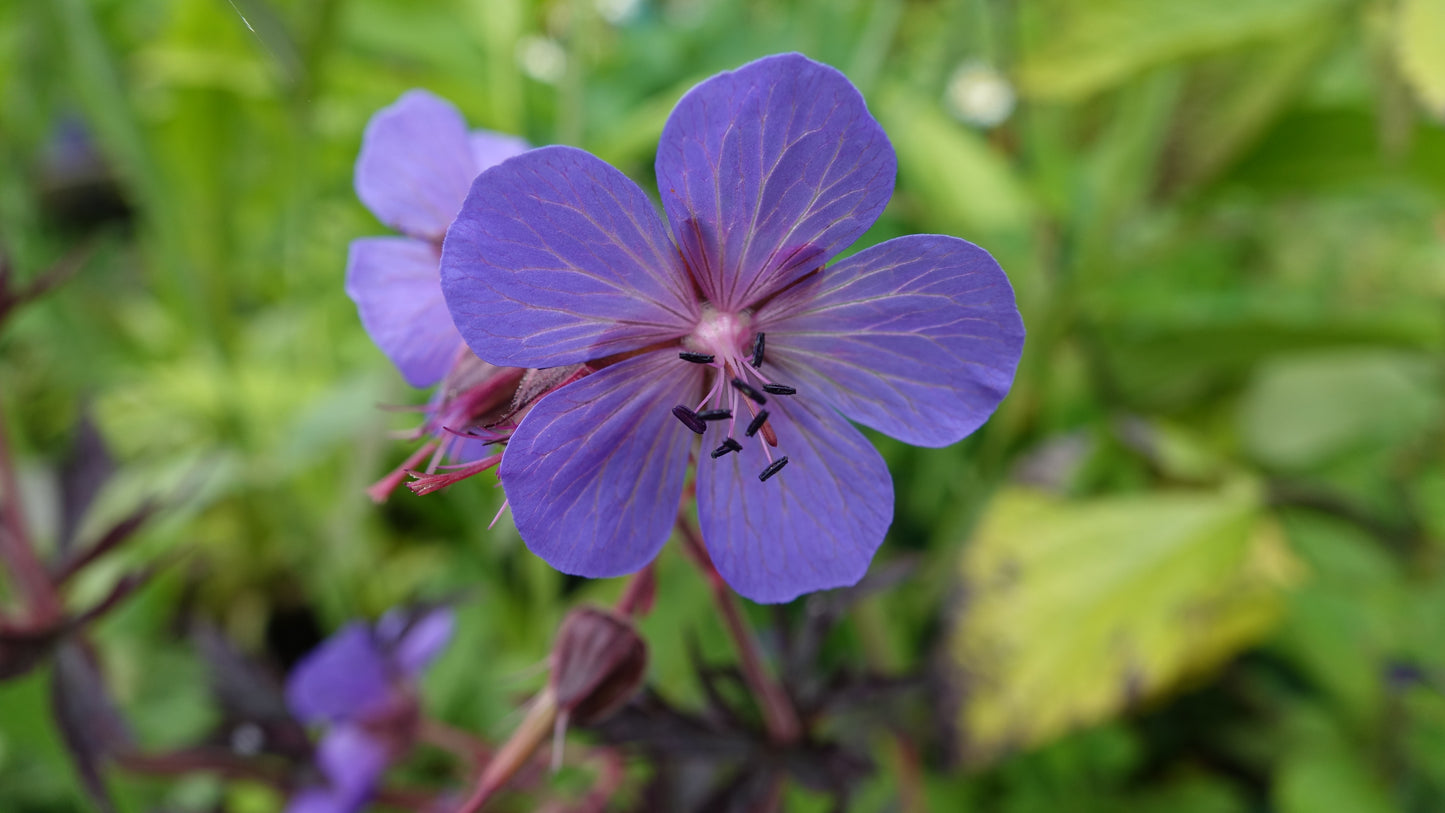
[731,378,766,405]
[750,333,765,368]
[710,438,743,458]
[761,384,795,395]
[679,351,715,364]
[672,405,707,434]
[697,409,732,421]
[759,456,789,482]
[745,410,770,438]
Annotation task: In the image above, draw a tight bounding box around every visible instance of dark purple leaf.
[0,620,65,681]
[50,640,132,813]
[192,622,312,760]
[56,412,115,555]
[53,501,157,585]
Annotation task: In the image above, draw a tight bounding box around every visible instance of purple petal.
[696,398,893,603]
[757,235,1024,448]
[470,130,531,171]
[442,146,698,368]
[655,53,896,312]
[499,351,702,576]
[355,89,478,241]
[345,236,462,387]
[286,724,389,813]
[286,623,392,724]
[376,606,455,676]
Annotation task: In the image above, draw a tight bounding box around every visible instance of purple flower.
[347,89,529,389]
[284,607,454,813]
[345,90,533,499]
[441,54,1024,603]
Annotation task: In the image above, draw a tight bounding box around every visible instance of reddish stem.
[418,717,493,766]
[613,562,655,618]
[454,687,559,813]
[675,515,801,745]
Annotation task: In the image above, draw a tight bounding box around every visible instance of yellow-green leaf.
[945,483,1300,764]
[1397,0,1445,116]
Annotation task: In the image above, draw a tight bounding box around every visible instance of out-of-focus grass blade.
[1016,0,1346,101]
[876,86,1033,238]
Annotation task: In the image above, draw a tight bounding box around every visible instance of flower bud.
[549,607,647,725]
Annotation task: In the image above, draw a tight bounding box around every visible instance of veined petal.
[757,235,1024,448]
[286,623,391,724]
[470,130,531,172]
[697,398,893,604]
[655,53,896,312]
[355,90,476,241]
[442,146,699,368]
[499,352,702,577]
[345,237,461,388]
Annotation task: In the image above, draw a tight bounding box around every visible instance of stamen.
[671,405,707,435]
[710,438,743,458]
[759,456,790,482]
[697,409,732,421]
[745,410,770,438]
[731,378,767,405]
[679,351,715,364]
[750,333,765,368]
[761,384,796,395]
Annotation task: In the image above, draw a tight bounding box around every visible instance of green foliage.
[3,0,1445,810]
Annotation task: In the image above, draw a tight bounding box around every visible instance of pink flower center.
[673,306,797,482]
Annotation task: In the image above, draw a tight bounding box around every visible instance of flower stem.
[613,562,655,618]
[675,515,802,745]
[454,686,559,813]
[0,398,62,621]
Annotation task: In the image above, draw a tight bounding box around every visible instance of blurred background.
[2,0,1444,810]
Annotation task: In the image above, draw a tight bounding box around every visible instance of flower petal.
[470,130,531,172]
[696,398,893,604]
[376,606,455,676]
[286,623,391,724]
[442,146,698,368]
[655,52,896,312]
[499,351,702,577]
[355,89,477,241]
[757,235,1024,448]
[285,724,390,813]
[345,236,461,387]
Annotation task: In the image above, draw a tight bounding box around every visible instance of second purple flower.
[441,53,1024,603]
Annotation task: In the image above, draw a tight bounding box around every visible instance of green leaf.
[1275,742,1395,813]
[945,482,1300,763]
[1237,351,1440,469]
[1397,0,1445,117]
[1017,0,1345,100]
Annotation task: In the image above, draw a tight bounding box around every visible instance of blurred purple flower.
[284,607,454,813]
[347,89,528,389]
[441,53,1024,603]
[344,90,532,499]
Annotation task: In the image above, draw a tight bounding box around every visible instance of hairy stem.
[676,514,801,745]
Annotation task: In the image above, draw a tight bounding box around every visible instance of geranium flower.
[285,607,454,813]
[441,53,1025,603]
[344,90,532,498]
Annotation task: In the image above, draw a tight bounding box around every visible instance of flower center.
[672,305,797,483]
